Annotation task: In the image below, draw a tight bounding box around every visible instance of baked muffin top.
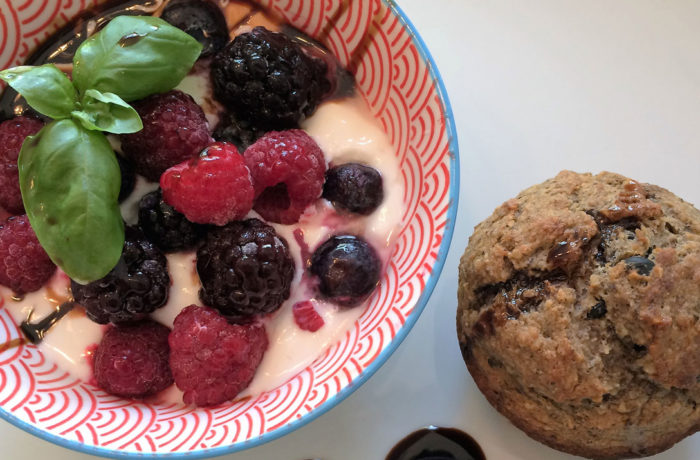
[457,170,699,459]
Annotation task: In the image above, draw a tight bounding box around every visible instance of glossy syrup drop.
[386,426,485,460]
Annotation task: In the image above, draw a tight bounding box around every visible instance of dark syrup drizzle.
[20,302,76,344]
[386,426,485,460]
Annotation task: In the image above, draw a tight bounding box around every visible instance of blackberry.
[323,163,384,215]
[310,235,381,306]
[138,189,206,252]
[213,111,267,151]
[160,0,229,57]
[211,26,330,128]
[197,218,294,320]
[116,154,135,203]
[72,227,170,325]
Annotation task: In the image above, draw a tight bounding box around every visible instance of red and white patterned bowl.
[0,0,458,457]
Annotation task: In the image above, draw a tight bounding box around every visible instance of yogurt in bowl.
[0,0,458,456]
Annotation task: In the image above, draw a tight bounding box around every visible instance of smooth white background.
[1,0,699,459]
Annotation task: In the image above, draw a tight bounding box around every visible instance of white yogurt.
[3,90,403,402]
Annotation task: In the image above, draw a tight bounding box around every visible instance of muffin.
[457,171,699,459]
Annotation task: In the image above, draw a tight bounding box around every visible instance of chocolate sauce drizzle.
[20,302,76,344]
[386,426,485,460]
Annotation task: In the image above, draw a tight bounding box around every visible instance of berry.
[323,163,384,215]
[624,255,655,276]
[116,154,136,203]
[310,235,381,306]
[138,189,206,252]
[211,26,330,128]
[161,142,254,226]
[197,218,294,320]
[120,90,212,181]
[244,130,326,224]
[160,0,228,57]
[93,321,173,398]
[72,227,170,325]
[169,305,268,406]
[213,111,267,151]
[0,117,43,214]
[0,215,55,294]
[292,300,324,332]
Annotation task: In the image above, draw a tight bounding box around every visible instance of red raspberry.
[0,215,55,294]
[120,90,213,181]
[160,142,254,225]
[0,117,43,214]
[169,305,268,406]
[243,130,326,224]
[93,321,173,398]
[292,300,324,332]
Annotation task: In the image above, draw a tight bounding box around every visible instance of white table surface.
[1,0,699,459]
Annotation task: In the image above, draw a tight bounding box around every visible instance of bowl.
[0,0,459,457]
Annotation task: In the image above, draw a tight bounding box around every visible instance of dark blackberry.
[138,189,206,252]
[310,235,381,306]
[72,227,170,325]
[197,218,294,320]
[116,154,135,203]
[160,0,229,57]
[322,163,384,215]
[213,111,267,151]
[211,26,330,128]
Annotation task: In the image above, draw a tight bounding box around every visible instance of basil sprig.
[0,16,202,283]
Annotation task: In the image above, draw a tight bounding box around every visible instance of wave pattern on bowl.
[0,0,455,456]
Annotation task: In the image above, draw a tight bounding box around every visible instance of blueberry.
[624,256,655,276]
[116,154,135,203]
[310,235,381,306]
[161,0,229,57]
[322,163,383,215]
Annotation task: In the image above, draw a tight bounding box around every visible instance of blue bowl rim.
[0,1,460,458]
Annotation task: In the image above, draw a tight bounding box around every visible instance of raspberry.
[138,189,206,252]
[169,305,268,406]
[244,130,326,224]
[197,218,294,320]
[292,300,324,332]
[120,90,212,181]
[211,26,330,128]
[310,235,381,306]
[0,215,55,294]
[116,154,136,203]
[213,111,267,151]
[93,321,173,398]
[72,227,170,325]
[160,142,254,226]
[323,163,384,215]
[0,117,43,214]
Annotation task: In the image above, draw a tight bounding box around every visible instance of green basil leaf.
[19,119,124,284]
[73,16,202,102]
[72,89,143,134]
[0,64,77,119]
